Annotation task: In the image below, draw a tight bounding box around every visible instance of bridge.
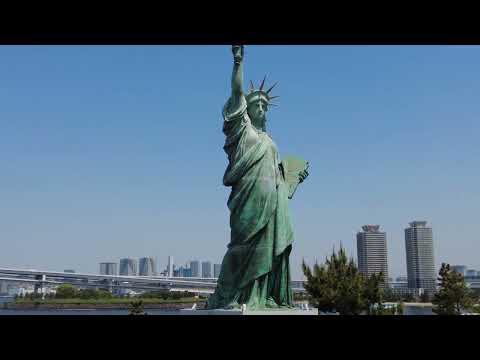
[0,267,307,297]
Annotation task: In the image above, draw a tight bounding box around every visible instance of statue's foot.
[265,297,279,309]
[278,303,295,309]
[224,301,241,310]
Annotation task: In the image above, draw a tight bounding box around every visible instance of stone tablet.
[281,155,309,199]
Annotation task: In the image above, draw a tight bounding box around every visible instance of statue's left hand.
[299,169,309,183]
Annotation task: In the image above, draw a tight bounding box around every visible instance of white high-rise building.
[100,262,118,275]
[168,256,174,278]
[405,221,436,294]
[119,258,138,276]
[356,225,388,283]
[139,257,157,276]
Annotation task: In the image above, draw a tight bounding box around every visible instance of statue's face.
[248,100,268,129]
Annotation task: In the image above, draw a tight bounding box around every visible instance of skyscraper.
[190,260,200,278]
[173,266,182,277]
[139,257,157,276]
[168,256,174,278]
[214,264,222,278]
[202,261,212,278]
[100,262,117,275]
[405,221,436,294]
[119,258,138,276]
[356,225,388,282]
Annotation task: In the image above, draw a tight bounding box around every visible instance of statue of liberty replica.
[205,46,309,311]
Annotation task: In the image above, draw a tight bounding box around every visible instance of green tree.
[363,272,385,315]
[140,291,158,298]
[382,288,399,302]
[97,289,112,299]
[129,300,146,315]
[432,263,476,315]
[302,246,390,315]
[55,284,77,299]
[471,288,480,299]
[302,246,367,315]
[78,288,98,299]
[396,302,404,315]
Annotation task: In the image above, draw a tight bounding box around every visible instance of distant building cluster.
[451,265,479,277]
[35,221,476,300]
[98,256,221,279]
[0,280,57,297]
[167,259,220,279]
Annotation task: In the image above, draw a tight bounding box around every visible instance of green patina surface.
[206,46,309,311]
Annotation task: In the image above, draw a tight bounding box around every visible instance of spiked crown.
[245,75,279,107]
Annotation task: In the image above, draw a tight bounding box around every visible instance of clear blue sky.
[1,45,479,279]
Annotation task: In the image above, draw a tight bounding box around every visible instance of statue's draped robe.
[206,95,295,310]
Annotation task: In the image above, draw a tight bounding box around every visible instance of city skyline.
[1,46,479,279]
[67,218,480,279]
[0,220,476,280]
[97,256,221,278]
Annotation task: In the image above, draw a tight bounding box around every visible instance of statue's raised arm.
[230,45,244,106]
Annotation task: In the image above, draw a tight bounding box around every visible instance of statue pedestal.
[179,307,319,315]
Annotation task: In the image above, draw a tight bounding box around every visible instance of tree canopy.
[432,263,477,315]
[302,246,387,315]
[55,284,77,299]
